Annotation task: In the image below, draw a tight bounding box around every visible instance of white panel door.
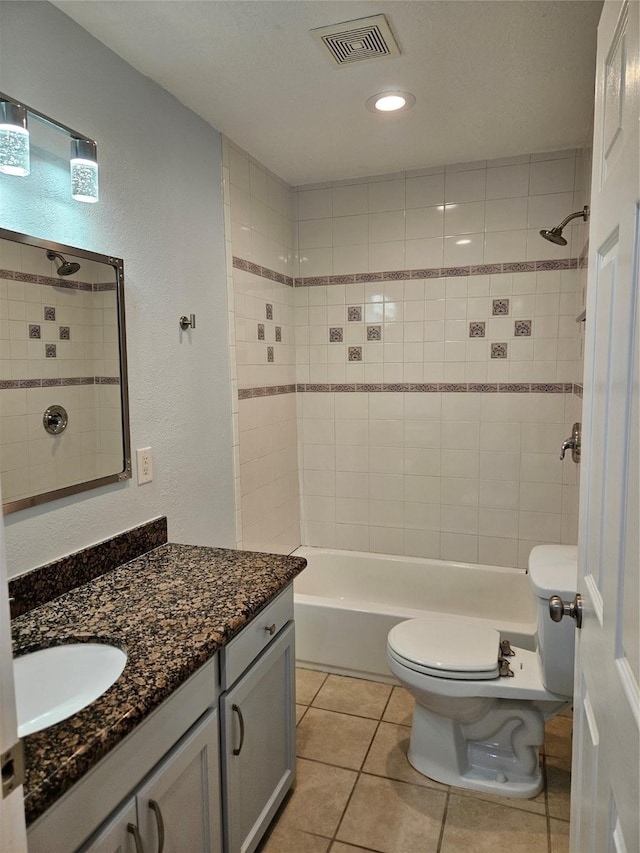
[571,2,639,851]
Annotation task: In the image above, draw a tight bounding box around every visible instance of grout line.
[436,788,451,853]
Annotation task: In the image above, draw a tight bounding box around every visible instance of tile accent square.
[257,323,265,340]
[45,344,57,358]
[348,346,362,361]
[330,327,344,343]
[267,346,274,362]
[347,306,362,322]
[275,326,282,342]
[29,324,41,339]
[59,326,70,340]
[469,321,486,338]
[44,306,56,321]
[514,319,532,336]
[367,325,382,341]
[491,342,508,359]
[266,303,273,320]
[492,298,510,316]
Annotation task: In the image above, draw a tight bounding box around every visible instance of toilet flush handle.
[549,594,583,629]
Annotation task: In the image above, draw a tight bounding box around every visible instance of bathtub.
[293,546,538,683]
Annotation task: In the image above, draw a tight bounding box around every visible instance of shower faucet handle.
[560,422,581,462]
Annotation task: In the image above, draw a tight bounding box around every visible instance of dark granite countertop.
[11,543,306,826]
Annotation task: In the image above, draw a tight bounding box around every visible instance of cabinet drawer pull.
[127,823,145,853]
[265,623,276,636]
[232,703,245,755]
[149,799,165,853]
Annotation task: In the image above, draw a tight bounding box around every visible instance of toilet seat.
[387,618,501,680]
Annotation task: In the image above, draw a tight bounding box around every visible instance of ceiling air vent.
[311,15,400,67]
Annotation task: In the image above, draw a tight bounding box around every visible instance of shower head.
[46,250,81,277]
[539,206,590,246]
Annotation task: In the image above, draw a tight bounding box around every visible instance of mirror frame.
[1,228,132,514]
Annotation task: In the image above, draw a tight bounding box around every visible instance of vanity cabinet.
[220,622,296,853]
[79,709,222,853]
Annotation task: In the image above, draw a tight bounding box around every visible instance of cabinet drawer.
[220,585,293,690]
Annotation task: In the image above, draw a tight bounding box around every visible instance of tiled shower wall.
[222,137,301,554]
[0,242,122,502]
[295,149,587,566]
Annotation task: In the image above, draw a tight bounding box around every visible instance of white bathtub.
[293,546,537,683]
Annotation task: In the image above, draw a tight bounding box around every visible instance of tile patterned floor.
[258,669,573,853]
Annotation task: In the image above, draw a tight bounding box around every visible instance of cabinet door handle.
[265,623,276,636]
[149,799,165,853]
[232,703,245,756]
[127,823,145,853]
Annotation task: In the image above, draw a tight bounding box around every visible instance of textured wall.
[0,2,235,575]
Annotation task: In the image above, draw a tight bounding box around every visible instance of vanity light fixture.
[366,91,416,113]
[0,91,99,203]
[0,100,30,176]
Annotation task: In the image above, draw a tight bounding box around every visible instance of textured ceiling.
[54,1,603,186]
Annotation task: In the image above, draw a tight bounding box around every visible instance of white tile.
[527,192,575,229]
[368,179,405,213]
[484,197,528,232]
[404,447,441,476]
[336,523,370,551]
[406,174,445,209]
[479,479,520,509]
[404,394,442,421]
[479,507,518,539]
[484,230,528,264]
[298,188,333,220]
[333,245,368,275]
[518,510,561,542]
[441,449,479,478]
[332,215,368,247]
[369,446,404,474]
[529,158,576,196]
[520,452,563,483]
[444,201,485,235]
[336,444,369,472]
[332,183,368,217]
[405,207,444,240]
[520,481,562,513]
[370,525,405,555]
[404,238,443,269]
[369,392,403,419]
[369,211,405,243]
[335,496,370,525]
[369,242,405,272]
[299,247,333,277]
[485,163,530,200]
[440,532,478,562]
[304,469,336,497]
[335,419,369,446]
[441,505,479,534]
[478,536,518,567]
[444,169,486,203]
[479,450,521,481]
[443,234,484,266]
[299,218,333,249]
[404,529,440,559]
[369,472,404,501]
[441,477,479,506]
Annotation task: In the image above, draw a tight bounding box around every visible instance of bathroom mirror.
[0,228,131,513]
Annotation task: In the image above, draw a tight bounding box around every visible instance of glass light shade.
[70,138,98,203]
[375,94,406,111]
[0,101,30,176]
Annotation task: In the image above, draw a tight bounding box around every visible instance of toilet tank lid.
[528,545,578,599]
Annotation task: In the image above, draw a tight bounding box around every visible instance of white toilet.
[386,545,577,798]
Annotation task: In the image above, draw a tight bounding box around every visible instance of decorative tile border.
[574,383,584,398]
[294,257,578,287]
[0,269,116,292]
[232,256,294,287]
[237,384,296,399]
[236,382,579,396]
[0,376,119,389]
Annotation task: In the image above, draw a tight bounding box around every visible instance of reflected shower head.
[539,206,590,246]
[46,250,81,276]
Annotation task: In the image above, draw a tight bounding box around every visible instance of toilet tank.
[528,545,578,697]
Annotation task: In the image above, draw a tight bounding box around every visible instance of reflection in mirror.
[0,229,131,513]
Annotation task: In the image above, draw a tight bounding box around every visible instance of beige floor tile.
[296,704,308,724]
[258,825,331,853]
[337,773,447,853]
[455,775,546,816]
[440,793,548,853]
[546,755,571,820]
[312,674,393,719]
[382,685,414,726]
[297,668,329,704]
[362,721,448,792]
[277,758,357,838]
[331,843,380,853]
[549,818,570,853]
[544,715,573,767]
[297,707,378,770]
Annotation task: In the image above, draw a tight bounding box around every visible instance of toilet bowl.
[386,544,577,798]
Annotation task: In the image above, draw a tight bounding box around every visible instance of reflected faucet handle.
[560,422,581,462]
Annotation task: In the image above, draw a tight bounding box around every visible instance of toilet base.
[407,699,546,799]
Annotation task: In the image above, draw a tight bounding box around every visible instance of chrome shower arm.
[556,206,590,230]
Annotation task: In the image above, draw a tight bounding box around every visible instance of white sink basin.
[14,643,127,736]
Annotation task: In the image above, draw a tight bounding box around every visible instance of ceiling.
[54,1,603,186]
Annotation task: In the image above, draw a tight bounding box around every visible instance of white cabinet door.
[78,800,138,853]
[221,622,296,853]
[136,709,222,853]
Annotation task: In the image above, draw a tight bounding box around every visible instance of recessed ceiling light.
[366,91,416,113]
